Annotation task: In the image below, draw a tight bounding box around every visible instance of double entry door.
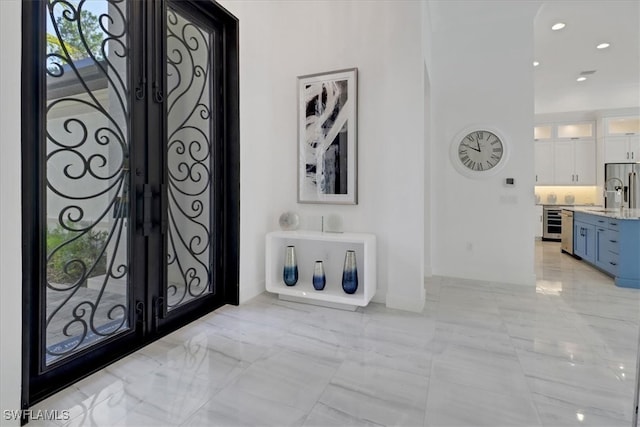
[22,0,239,409]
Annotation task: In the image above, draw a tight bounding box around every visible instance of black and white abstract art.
[298,68,357,204]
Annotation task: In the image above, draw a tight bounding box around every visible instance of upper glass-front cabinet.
[605,116,640,136]
[534,122,596,140]
[556,122,594,139]
[534,125,553,141]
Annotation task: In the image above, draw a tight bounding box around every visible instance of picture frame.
[298,68,358,204]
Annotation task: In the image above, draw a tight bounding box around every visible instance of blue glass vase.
[283,246,298,286]
[313,261,326,291]
[342,250,358,294]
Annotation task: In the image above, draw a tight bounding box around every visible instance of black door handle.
[139,184,167,235]
[141,184,153,236]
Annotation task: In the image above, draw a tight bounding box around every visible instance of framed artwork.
[298,68,358,204]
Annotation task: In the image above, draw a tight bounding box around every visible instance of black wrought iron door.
[163,3,219,313]
[22,0,239,411]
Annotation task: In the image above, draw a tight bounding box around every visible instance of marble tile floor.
[29,241,640,427]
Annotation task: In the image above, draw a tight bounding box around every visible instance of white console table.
[265,230,376,310]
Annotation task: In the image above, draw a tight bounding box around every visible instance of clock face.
[457,130,504,172]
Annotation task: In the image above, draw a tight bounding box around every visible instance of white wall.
[429,1,541,286]
[0,0,23,424]
[222,0,426,310]
[423,67,432,277]
[422,2,434,278]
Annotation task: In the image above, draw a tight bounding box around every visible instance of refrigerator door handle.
[630,172,637,209]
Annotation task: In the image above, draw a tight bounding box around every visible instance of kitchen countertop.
[535,204,599,207]
[568,206,640,220]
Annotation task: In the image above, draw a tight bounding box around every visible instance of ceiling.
[534,0,640,114]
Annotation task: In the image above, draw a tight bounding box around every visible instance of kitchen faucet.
[604,177,625,210]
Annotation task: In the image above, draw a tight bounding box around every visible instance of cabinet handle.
[627,152,630,159]
[572,174,575,182]
[598,220,604,223]
[576,174,579,181]
[633,152,635,160]
[610,240,617,243]
[609,261,617,266]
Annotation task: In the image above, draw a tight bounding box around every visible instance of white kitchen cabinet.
[604,116,640,163]
[534,141,554,184]
[556,122,594,139]
[605,116,640,135]
[604,134,640,163]
[553,141,574,184]
[533,121,596,186]
[534,205,543,239]
[534,125,553,141]
[573,139,596,184]
[551,139,595,185]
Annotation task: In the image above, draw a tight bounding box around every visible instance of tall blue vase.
[283,246,298,286]
[313,261,326,291]
[342,250,358,294]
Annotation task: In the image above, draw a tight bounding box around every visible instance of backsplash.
[535,186,598,205]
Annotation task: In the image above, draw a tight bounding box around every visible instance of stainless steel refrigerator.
[604,163,640,209]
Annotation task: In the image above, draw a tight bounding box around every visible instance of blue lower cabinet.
[594,227,609,272]
[615,219,640,289]
[607,251,619,276]
[574,221,595,263]
[574,212,639,289]
[573,222,586,258]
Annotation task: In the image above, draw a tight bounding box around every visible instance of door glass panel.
[166,8,214,310]
[45,0,130,365]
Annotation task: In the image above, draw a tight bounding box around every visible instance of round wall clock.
[449,126,509,178]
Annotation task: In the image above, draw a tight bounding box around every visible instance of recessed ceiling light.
[576,76,587,82]
[596,42,610,49]
[533,61,540,67]
[551,22,566,31]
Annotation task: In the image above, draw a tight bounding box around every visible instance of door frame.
[20,0,239,415]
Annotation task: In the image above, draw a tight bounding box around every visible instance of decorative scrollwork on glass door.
[44,0,130,365]
[165,8,214,310]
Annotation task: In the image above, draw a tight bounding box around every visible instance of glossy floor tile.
[28,241,640,426]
